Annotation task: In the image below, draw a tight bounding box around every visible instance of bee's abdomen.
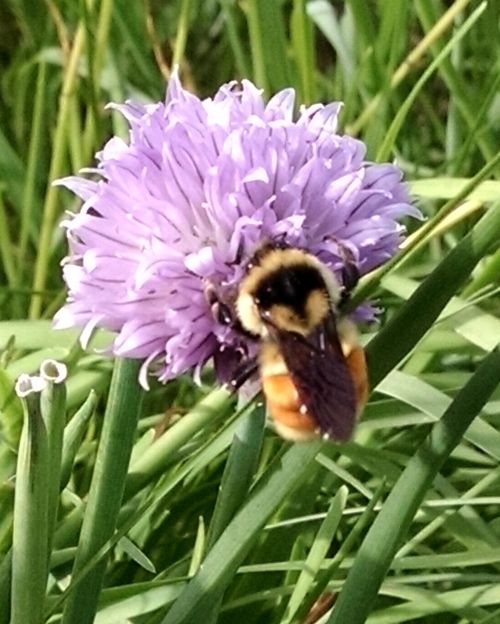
[261,373,319,441]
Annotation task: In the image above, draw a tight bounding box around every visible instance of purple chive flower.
[54,71,420,386]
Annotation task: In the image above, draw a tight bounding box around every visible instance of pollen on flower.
[54,69,421,387]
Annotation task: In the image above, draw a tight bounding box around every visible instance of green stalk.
[0,549,12,624]
[206,404,265,549]
[18,60,47,282]
[328,347,500,623]
[60,389,97,489]
[219,0,252,77]
[463,246,500,297]
[0,189,16,294]
[291,0,316,103]
[172,0,193,66]
[60,358,144,624]
[292,481,386,624]
[11,375,50,624]
[283,486,347,623]
[245,0,269,92]
[39,360,68,548]
[415,0,498,164]
[203,404,266,624]
[126,387,234,496]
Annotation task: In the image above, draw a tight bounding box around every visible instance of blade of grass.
[0,190,17,295]
[206,403,265,548]
[292,480,386,624]
[126,387,235,496]
[18,58,48,282]
[290,0,316,103]
[328,346,500,624]
[203,404,265,623]
[60,358,144,624]
[60,389,97,489]
[282,486,347,623]
[219,0,252,77]
[415,0,498,165]
[0,549,12,624]
[172,0,193,66]
[245,0,293,93]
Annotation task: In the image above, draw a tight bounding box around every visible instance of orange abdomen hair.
[261,373,318,440]
[345,345,369,409]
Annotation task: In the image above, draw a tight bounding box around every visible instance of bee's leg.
[205,281,234,326]
[228,357,259,391]
[341,261,359,294]
[204,281,256,338]
[330,238,360,305]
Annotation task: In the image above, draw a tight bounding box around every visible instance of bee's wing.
[275,316,357,441]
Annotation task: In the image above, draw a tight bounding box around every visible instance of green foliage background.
[0,1,499,623]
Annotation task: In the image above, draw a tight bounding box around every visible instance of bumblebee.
[233,242,369,442]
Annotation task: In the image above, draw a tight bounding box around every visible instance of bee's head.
[236,247,341,338]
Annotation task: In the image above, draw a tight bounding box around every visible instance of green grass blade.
[282,486,347,623]
[292,481,386,624]
[290,0,316,103]
[29,20,87,320]
[207,403,265,548]
[39,360,67,548]
[126,387,234,496]
[60,389,97,489]
[0,192,17,295]
[60,358,144,624]
[219,0,252,77]
[245,0,293,93]
[203,405,265,623]
[328,347,500,624]
[0,549,12,624]
[415,0,498,164]
[18,59,48,282]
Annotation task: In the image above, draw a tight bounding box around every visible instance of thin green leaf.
[282,486,347,623]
